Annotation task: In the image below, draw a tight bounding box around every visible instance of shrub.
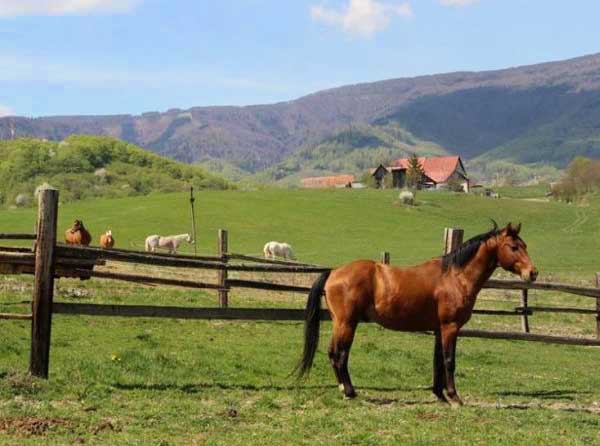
[553,157,600,201]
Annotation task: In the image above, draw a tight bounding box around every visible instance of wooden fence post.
[443,228,464,254]
[218,229,228,308]
[29,188,58,378]
[596,273,600,339]
[381,252,390,265]
[520,289,530,333]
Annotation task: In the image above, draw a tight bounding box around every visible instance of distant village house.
[371,156,469,192]
[301,174,356,189]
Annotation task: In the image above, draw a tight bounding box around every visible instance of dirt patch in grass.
[415,411,442,421]
[0,416,73,436]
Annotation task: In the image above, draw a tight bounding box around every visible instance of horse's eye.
[511,245,519,252]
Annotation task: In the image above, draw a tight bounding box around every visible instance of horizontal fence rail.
[70,269,225,290]
[484,279,600,299]
[227,252,322,267]
[53,303,330,321]
[50,303,600,347]
[53,245,331,273]
[0,233,36,240]
[0,312,32,320]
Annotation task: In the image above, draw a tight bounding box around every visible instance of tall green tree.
[406,153,424,189]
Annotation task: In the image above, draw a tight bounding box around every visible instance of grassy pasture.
[1,189,600,445]
[1,188,600,276]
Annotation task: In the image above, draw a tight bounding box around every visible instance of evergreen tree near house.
[406,153,425,189]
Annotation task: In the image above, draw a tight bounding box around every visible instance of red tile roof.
[301,174,355,188]
[391,156,462,183]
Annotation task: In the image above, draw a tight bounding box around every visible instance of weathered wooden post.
[520,289,530,333]
[29,188,58,378]
[189,186,197,256]
[443,228,464,254]
[217,229,228,308]
[596,273,600,339]
[381,251,390,265]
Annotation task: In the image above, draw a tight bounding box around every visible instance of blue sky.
[1,0,599,117]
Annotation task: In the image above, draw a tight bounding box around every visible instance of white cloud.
[439,0,479,6]
[0,104,15,117]
[310,0,413,37]
[0,0,143,17]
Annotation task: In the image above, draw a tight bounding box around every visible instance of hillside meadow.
[1,187,599,277]
[1,188,600,445]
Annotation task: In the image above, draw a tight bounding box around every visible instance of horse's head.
[494,222,538,282]
[72,219,83,231]
[185,234,193,243]
[106,230,112,237]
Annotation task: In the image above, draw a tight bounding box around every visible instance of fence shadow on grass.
[495,389,591,401]
[111,381,427,394]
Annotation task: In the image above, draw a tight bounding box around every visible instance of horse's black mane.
[441,223,500,272]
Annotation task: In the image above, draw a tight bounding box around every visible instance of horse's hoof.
[343,389,357,400]
[448,397,463,409]
[433,392,448,403]
[338,384,345,393]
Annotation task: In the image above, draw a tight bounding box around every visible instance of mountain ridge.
[3,52,600,173]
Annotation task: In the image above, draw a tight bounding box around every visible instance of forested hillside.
[0,135,230,207]
[254,123,448,184]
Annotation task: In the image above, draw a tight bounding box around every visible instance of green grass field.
[1,189,600,445]
[2,188,600,276]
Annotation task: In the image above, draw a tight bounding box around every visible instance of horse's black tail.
[295,270,331,378]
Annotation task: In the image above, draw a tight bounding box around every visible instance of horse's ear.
[506,222,520,236]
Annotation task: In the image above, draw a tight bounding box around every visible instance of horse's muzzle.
[529,269,538,282]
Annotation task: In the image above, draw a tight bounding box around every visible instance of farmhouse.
[301,174,355,189]
[372,156,469,192]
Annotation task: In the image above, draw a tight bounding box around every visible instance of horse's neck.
[458,242,498,297]
[173,234,188,242]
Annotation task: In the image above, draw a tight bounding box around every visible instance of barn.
[372,156,469,192]
[301,174,355,189]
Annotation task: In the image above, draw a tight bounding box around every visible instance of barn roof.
[301,174,355,188]
[390,156,464,183]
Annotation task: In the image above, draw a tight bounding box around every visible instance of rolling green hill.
[0,135,231,207]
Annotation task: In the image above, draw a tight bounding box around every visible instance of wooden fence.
[1,189,600,379]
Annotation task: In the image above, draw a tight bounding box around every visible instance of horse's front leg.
[440,322,462,407]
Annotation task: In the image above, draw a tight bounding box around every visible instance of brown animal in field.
[99,230,114,249]
[64,219,92,246]
[296,222,537,405]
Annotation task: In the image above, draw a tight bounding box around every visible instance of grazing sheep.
[145,234,192,254]
[399,190,415,205]
[263,241,295,260]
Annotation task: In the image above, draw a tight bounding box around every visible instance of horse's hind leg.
[328,338,343,388]
[432,330,447,402]
[329,320,357,399]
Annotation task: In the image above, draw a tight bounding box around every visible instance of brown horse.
[64,219,92,246]
[296,222,537,406]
